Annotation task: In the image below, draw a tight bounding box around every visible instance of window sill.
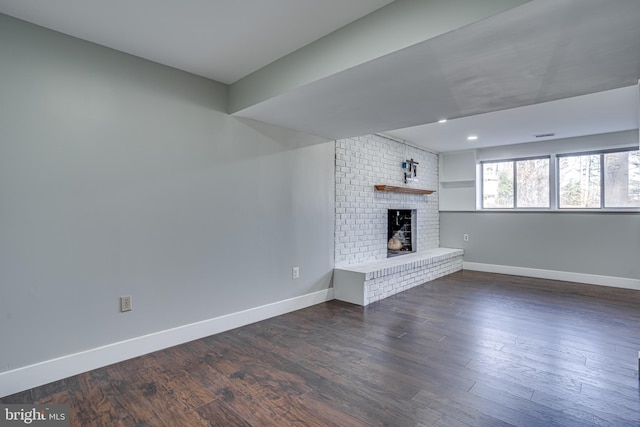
[470,208,640,214]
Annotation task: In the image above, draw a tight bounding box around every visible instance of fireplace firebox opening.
[387,209,416,257]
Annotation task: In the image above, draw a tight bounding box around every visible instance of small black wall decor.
[403,158,419,183]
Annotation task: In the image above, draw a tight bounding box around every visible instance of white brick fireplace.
[335,134,439,266]
[334,134,463,305]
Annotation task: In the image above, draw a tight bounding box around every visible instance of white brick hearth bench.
[334,248,463,306]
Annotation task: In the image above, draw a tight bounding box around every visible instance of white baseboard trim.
[0,288,334,398]
[463,262,640,291]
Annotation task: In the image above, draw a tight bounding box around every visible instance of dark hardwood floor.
[3,270,640,426]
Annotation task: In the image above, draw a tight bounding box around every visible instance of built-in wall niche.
[439,150,477,211]
[387,209,416,257]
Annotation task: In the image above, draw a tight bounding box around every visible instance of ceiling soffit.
[233,0,640,143]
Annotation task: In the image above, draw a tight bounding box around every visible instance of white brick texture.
[333,248,464,306]
[334,134,439,266]
[365,255,463,305]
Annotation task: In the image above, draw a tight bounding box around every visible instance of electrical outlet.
[292,267,300,279]
[120,296,132,312]
[463,234,470,242]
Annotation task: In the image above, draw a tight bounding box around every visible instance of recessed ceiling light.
[467,135,478,141]
[438,119,447,123]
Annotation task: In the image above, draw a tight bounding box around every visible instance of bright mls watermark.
[0,405,69,426]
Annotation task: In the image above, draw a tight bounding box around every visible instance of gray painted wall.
[440,130,640,280]
[440,212,639,280]
[0,15,334,372]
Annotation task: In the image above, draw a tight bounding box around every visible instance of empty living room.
[1,1,639,426]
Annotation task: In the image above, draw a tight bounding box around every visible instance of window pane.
[558,154,601,208]
[483,162,513,208]
[516,158,549,208]
[604,150,640,208]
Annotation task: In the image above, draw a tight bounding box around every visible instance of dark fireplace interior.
[387,209,415,257]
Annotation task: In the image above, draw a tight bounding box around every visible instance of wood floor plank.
[415,381,590,427]
[3,270,640,426]
[530,388,639,427]
[579,382,640,413]
[411,385,516,427]
[194,398,253,427]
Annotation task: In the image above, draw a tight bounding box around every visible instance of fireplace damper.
[387,209,415,257]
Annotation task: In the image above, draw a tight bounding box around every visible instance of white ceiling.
[0,0,393,84]
[384,86,639,153]
[1,0,638,153]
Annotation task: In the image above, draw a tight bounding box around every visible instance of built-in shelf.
[374,185,435,195]
[440,180,475,189]
[440,179,475,184]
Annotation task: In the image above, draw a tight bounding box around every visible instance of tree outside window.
[482,161,513,208]
[517,158,550,208]
[604,150,640,208]
[558,149,640,209]
[558,154,601,208]
[482,158,549,209]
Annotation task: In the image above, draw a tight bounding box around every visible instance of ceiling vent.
[534,133,555,138]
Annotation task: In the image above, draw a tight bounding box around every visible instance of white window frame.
[480,156,551,210]
[557,147,640,210]
[479,147,640,212]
